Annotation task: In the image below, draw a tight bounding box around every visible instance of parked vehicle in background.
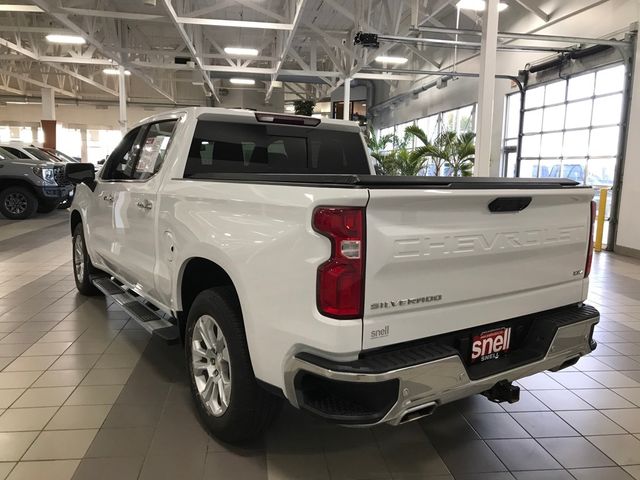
[0,146,73,219]
[67,107,599,443]
[39,147,80,163]
[0,143,64,164]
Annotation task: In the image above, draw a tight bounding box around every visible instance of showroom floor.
[0,211,640,480]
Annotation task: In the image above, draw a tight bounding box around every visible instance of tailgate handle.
[488,197,532,213]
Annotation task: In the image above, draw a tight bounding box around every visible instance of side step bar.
[92,275,180,344]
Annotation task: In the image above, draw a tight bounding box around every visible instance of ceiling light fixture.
[103,68,131,76]
[456,0,508,12]
[224,47,259,56]
[45,34,86,45]
[0,5,43,12]
[375,56,408,64]
[229,78,255,85]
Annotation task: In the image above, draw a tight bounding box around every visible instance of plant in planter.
[293,99,316,116]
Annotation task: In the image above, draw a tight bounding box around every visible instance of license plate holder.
[471,327,512,363]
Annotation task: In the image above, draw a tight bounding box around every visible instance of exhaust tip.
[399,402,437,424]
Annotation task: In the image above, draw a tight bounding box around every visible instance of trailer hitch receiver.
[482,380,520,404]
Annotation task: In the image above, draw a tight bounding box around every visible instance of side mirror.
[65,162,95,186]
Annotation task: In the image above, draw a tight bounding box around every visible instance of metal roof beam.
[266,0,307,101]
[514,0,550,22]
[29,0,176,103]
[0,68,76,97]
[161,0,219,102]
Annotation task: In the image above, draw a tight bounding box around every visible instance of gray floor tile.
[587,371,640,388]
[538,437,615,468]
[513,471,573,480]
[204,451,268,480]
[23,429,98,460]
[0,390,23,409]
[3,355,57,372]
[12,386,74,408]
[465,413,530,439]
[570,466,636,480]
[5,460,79,480]
[0,407,57,432]
[532,390,594,410]
[558,410,627,435]
[0,431,39,461]
[501,391,550,412]
[0,463,14,480]
[0,372,40,389]
[511,412,579,437]
[71,456,143,480]
[84,427,155,458]
[602,408,640,433]
[613,388,640,406]
[139,452,206,480]
[549,371,605,389]
[65,385,123,406]
[486,439,561,471]
[574,388,637,409]
[33,370,88,388]
[46,405,112,431]
[587,434,640,465]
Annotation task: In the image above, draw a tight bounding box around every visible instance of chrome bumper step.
[91,275,180,344]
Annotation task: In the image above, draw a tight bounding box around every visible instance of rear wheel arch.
[178,257,243,340]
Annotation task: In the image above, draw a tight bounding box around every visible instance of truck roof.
[133,106,362,133]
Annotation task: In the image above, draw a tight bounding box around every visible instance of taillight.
[313,207,365,319]
[585,200,596,278]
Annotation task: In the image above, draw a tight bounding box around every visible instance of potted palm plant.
[405,126,475,176]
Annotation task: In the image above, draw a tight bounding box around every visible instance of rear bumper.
[284,304,599,426]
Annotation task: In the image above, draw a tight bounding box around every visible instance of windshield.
[25,147,61,163]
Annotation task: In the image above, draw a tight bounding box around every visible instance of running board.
[91,275,180,344]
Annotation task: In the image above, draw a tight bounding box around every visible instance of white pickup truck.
[65,107,599,443]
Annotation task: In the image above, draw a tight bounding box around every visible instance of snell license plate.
[471,327,512,363]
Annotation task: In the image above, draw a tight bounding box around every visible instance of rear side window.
[184,121,369,177]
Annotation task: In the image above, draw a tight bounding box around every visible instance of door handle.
[103,194,114,203]
[136,199,152,210]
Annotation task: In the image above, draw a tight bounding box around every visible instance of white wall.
[0,103,170,130]
[616,25,640,254]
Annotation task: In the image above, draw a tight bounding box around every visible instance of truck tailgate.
[363,187,594,349]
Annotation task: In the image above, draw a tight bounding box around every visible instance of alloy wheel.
[4,192,28,215]
[192,314,232,416]
[73,234,85,282]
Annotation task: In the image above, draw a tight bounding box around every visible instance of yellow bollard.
[594,187,608,252]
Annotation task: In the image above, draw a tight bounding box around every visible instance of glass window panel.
[587,157,616,186]
[506,94,520,138]
[565,99,593,129]
[540,132,563,158]
[589,126,619,157]
[542,104,565,131]
[595,64,625,95]
[457,105,475,132]
[443,110,456,131]
[523,109,542,133]
[563,129,590,157]
[525,86,544,109]
[539,159,561,178]
[505,152,517,177]
[520,159,539,178]
[592,94,623,126]
[544,80,566,104]
[561,159,586,183]
[521,134,541,158]
[567,72,595,101]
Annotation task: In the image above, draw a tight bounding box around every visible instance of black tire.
[185,287,281,444]
[72,223,101,296]
[0,186,38,220]
[37,200,60,213]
